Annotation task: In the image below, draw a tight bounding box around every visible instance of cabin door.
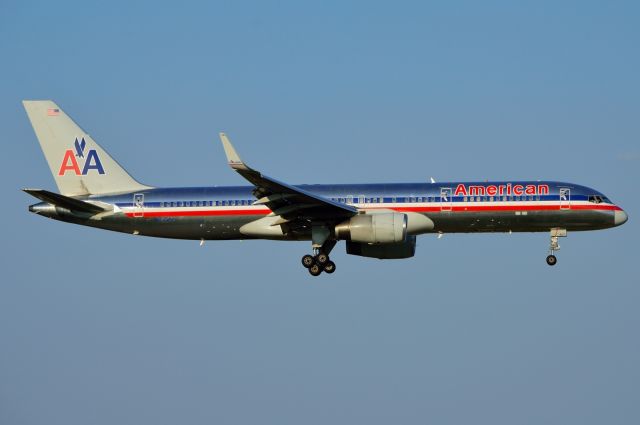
[133,193,145,217]
[440,188,452,211]
[559,188,571,210]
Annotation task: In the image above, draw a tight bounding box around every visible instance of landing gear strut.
[301,235,337,276]
[547,228,566,266]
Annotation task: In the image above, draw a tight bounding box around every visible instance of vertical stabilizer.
[23,100,151,196]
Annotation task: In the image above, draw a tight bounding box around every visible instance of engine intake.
[335,213,407,244]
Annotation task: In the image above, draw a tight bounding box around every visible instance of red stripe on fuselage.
[123,203,620,218]
[124,208,270,218]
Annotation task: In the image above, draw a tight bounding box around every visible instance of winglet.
[219,132,248,170]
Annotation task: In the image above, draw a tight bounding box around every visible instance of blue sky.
[1,1,639,424]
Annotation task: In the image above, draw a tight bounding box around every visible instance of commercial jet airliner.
[23,101,628,276]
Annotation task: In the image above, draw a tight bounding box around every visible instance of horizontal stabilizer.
[23,189,107,214]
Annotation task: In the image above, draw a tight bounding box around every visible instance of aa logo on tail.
[58,137,105,176]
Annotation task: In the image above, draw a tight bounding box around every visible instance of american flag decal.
[47,108,60,116]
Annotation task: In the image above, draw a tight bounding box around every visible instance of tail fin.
[23,100,151,196]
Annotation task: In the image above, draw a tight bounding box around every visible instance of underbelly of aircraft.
[80,209,613,240]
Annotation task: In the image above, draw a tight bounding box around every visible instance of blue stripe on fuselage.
[90,181,612,205]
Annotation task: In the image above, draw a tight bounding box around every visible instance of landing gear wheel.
[316,252,329,265]
[323,260,336,274]
[546,255,557,266]
[308,263,323,276]
[301,254,315,269]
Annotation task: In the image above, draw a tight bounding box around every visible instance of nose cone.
[614,209,628,226]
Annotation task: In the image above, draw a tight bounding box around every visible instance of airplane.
[23,100,628,276]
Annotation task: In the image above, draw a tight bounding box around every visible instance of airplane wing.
[219,133,358,224]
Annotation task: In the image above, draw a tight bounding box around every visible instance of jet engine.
[335,213,407,244]
[346,235,417,259]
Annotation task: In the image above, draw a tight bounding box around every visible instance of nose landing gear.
[547,228,566,266]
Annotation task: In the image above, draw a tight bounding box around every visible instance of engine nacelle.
[346,235,417,259]
[335,213,407,244]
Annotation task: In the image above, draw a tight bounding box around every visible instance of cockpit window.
[588,195,605,204]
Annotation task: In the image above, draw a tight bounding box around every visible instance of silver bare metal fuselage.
[29,181,624,240]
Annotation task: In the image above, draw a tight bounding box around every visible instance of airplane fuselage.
[30,180,626,240]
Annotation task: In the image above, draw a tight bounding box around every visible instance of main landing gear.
[302,232,337,276]
[301,251,336,276]
[546,228,566,266]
